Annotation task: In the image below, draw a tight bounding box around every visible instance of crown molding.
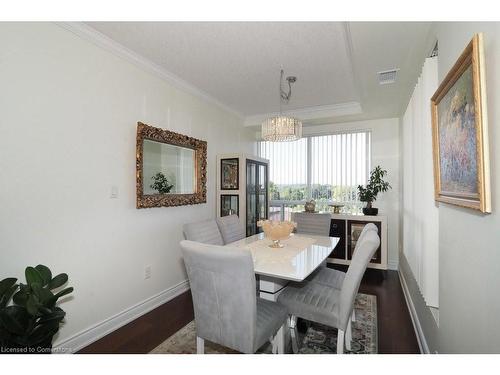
[243,101,363,127]
[54,22,243,120]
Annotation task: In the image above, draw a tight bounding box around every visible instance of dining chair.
[183,219,224,245]
[180,240,288,354]
[277,230,380,354]
[216,214,246,244]
[294,212,331,236]
[309,223,379,289]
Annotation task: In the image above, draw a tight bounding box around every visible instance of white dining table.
[226,232,340,353]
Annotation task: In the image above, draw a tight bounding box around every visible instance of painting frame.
[220,194,239,217]
[220,158,239,190]
[431,33,491,213]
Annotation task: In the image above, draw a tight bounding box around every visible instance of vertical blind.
[258,131,371,212]
[402,56,439,309]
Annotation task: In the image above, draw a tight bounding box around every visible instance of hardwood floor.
[78,268,419,354]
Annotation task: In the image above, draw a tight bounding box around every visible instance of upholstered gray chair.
[277,230,380,354]
[309,223,379,289]
[180,240,288,354]
[216,214,246,245]
[183,219,224,245]
[294,212,331,236]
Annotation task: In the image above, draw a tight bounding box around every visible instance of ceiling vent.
[378,69,399,85]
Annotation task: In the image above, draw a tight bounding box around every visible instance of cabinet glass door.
[246,162,257,236]
[246,160,268,236]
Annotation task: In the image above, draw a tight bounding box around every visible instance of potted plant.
[357,166,391,216]
[150,172,174,194]
[0,265,73,354]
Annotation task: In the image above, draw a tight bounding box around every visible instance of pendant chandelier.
[261,69,302,142]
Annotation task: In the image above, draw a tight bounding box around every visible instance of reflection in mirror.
[143,140,195,195]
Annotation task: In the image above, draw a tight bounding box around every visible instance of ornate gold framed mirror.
[136,122,207,208]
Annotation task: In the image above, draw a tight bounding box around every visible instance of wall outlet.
[144,265,152,279]
[110,185,119,199]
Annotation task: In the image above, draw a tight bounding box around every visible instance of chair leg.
[337,329,344,354]
[345,319,352,351]
[351,310,356,322]
[289,315,299,354]
[196,336,204,354]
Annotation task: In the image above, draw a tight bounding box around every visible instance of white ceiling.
[86,22,433,126]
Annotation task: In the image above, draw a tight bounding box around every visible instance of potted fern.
[0,265,73,353]
[357,166,391,216]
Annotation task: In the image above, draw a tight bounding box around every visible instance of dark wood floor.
[78,268,419,354]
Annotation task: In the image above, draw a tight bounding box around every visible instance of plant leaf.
[25,267,43,286]
[26,295,40,316]
[0,278,17,297]
[35,265,52,286]
[13,290,29,307]
[0,284,19,308]
[48,273,68,290]
[0,305,31,335]
[38,309,65,324]
[54,287,73,300]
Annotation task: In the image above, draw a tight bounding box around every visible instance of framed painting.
[221,194,239,217]
[221,158,239,190]
[431,33,491,213]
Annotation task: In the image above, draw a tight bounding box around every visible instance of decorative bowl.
[328,203,345,214]
[257,220,297,248]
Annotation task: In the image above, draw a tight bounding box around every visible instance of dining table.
[226,232,340,353]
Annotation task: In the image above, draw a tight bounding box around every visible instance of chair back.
[216,215,246,244]
[338,230,380,330]
[183,219,224,245]
[180,240,257,353]
[354,223,378,252]
[294,212,331,236]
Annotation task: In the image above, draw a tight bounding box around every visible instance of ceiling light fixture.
[261,69,302,142]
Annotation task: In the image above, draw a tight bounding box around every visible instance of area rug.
[150,293,377,354]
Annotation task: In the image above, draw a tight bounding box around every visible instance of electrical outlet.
[110,185,119,199]
[144,265,152,279]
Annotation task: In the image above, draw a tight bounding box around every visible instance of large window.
[259,131,371,220]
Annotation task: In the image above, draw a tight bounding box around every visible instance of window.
[258,131,371,220]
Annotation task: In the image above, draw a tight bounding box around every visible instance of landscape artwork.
[431,33,491,213]
[437,65,478,197]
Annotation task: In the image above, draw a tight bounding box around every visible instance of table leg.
[258,276,289,353]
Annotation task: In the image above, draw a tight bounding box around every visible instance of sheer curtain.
[402,56,439,308]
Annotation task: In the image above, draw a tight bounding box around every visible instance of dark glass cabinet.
[246,159,269,236]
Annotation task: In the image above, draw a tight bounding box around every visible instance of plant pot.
[362,207,379,216]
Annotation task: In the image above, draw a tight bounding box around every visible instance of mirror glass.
[143,139,196,195]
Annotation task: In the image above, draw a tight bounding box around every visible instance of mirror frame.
[136,122,207,208]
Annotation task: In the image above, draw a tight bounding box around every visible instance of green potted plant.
[150,172,174,194]
[357,166,391,216]
[0,265,73,354]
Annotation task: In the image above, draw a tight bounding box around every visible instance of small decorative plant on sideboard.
[0,265,73,354]
[357,166,392,216]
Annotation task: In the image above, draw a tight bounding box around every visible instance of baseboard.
[398,271,430,354]
[52,280,190,353]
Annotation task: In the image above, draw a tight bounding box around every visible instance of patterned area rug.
[150,293,377,354]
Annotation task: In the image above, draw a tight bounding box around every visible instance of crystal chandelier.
[261,69,302,142]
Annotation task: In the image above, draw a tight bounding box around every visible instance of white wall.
[400,22,500,353]
[0,23,254,350]
[433,22,500,354]
[304,118,400,268]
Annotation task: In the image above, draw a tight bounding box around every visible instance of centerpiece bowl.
[257,220,297,248]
